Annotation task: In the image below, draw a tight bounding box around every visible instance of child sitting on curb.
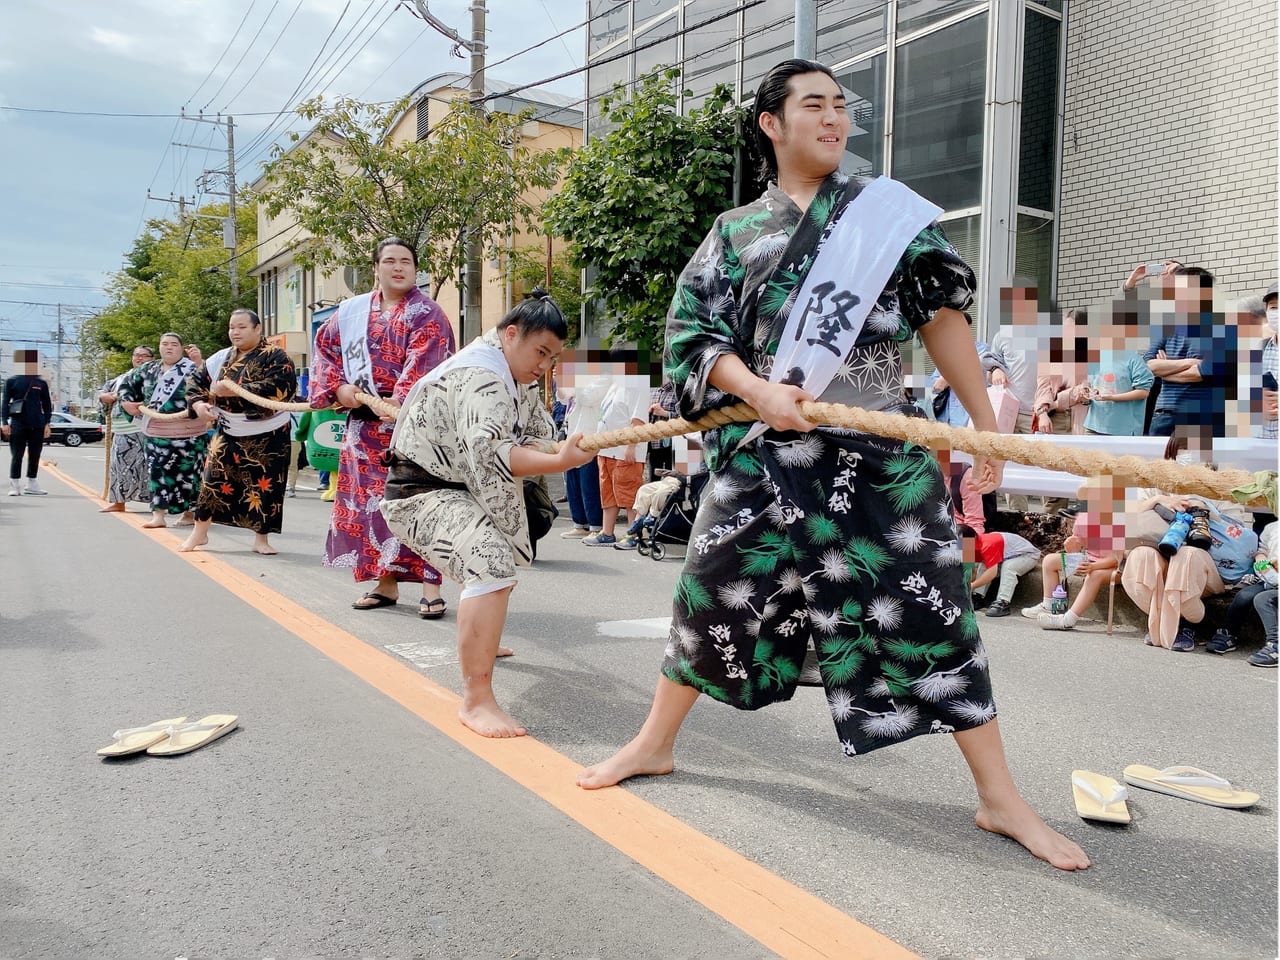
[961,526,1041,618]
[1026,478,1125,630]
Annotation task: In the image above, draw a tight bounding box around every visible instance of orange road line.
[49,464,919,960]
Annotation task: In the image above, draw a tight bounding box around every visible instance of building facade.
[249,76,581,375]
[584,0,1278,345]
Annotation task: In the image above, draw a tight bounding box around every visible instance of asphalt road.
[2,444,1276,960]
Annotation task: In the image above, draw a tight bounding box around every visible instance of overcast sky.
[0,0,586,342]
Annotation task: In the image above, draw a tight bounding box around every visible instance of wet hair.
[497,287,568,340]
[753,59,839,180]
[230,307,261,327]
[159,331,182,345]
[374,237,418,268]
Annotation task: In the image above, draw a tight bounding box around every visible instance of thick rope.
[136,376,1268,506]
[138,380,397,422]
[574,401,1268,506]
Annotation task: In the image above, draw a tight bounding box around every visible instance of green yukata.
[663,172,996,756]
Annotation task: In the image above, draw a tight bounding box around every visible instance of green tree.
[545,68,747,349]
[257,95,566,301]
[92,202,257,374]
[508,243,583,344]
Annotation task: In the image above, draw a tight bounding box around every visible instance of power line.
[239,0,401,172]
[184,0,260,109]
[233,0,358,162]
[203,0,282,111]
[222,0,309,111]
[478,1,764,105]
[0,105,291,118]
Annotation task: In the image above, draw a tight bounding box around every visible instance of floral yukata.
[380,329,557,599]
[664,172,994,757]
[311,288,454,585]
[117,358,207,515]
[188,343,297,534]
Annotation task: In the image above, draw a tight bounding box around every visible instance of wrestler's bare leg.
[252,532,277,555]
[954,719,1090,871]
[178,519,212,552]
[457,586,525,738]
[576,674,698,788]
[141,509,167,528]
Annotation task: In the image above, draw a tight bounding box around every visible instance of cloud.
[89,26,139,56]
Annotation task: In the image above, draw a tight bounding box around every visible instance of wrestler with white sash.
[117,332,208,528]
[309,238,456,615]
[180,308,297,554]
[577,59,1091,873]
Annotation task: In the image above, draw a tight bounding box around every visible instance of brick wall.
[1057,0,1278,309]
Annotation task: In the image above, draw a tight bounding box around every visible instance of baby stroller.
[636,470,708,561]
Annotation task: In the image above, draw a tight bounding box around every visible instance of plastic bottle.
[1050,582,1069,615]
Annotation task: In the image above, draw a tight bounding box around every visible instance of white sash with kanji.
[744,177,941,445]
[336,292,378,397]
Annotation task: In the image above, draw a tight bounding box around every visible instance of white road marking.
[597,617,671,638]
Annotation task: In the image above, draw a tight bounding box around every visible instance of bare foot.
[173,516,195,528]
[141,519,167,529]
[99,503,125,513]
[576,738,675,790]
[459,701,527,738]
[178,533,208,553]
[976,798,1090,871]
[496,646,515,658]
[253,546,278,555]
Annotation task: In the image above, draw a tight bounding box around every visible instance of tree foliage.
[545,69,747,349]
[257,95,566,300]
[508,243,583,345]
[87,202,257,376]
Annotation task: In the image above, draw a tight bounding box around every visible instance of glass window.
[589,0,631,57]
[1030,0,1063,13]
[1014,212,1054,304]
[835,54,886,178]
[818,0,887,66]
[586,53,629,139]
[635,12,679,85]
[683,0,741,107]
[897,0,983,37]
[634,0,678,30]
[892,13,986,212]
[742,0,794,101]
[1018,10,1060,212]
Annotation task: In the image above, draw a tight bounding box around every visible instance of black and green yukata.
[663,172,994,757]
[117,359,208,516]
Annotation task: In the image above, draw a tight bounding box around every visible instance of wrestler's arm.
[512,438,595,477]
[707,354,815,432]
[919,307,1004,493]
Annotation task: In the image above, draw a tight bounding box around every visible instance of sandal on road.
[146,715,239,756]
[1122,764,1259,809]
[419,598,447,620]
[1071,770,1131,824]
[352,592,398,610]
[97,717,188,757]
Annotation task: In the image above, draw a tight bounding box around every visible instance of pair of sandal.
[96,715,238,758]
[352,592,447,620]
[1072,765,1260,824]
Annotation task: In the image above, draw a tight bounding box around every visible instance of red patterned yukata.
[311,288,455,584]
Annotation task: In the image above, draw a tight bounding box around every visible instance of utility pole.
[186,111,239,304]
[55,303,63,411]
[793,0,816,59]
[226,116,238,301]
[464,2,487,343]
[409,0,487,340]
